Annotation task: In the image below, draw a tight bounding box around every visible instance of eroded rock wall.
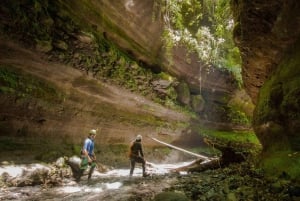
[0,0,251,165]
[58,0,238,114]
[232,0,300,103]
[232,0,300,178]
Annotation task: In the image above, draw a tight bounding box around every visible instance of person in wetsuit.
[77,129,97,181]
[129,134,149,177]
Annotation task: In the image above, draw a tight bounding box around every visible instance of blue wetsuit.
[83,137,95,157]
[80,137,96,180]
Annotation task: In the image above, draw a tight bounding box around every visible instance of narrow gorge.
[0,0,299,200]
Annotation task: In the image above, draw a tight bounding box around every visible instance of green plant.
[200,128,260,145]
[227,106,251,125]
[155,0,242,84]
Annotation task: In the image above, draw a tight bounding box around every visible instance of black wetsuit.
[129,139,146,176]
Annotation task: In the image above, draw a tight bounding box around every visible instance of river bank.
[1,158,300,201]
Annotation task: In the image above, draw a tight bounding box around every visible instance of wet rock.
[76,32,94,44]
[0,172,9,187]
[151,79,174,99]
[0,158,75,188]
[55,157,65,168]
[1,161,11,165]
[191,94,205,112]
[171,162,300,201]
[10,167,50,187]
[175,81,191,106]
[67,155,82,179]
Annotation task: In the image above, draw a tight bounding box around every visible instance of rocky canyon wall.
[232,0,300,178]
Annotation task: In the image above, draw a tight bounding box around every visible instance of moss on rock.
[0,65,65,102]
[254,38,300,180]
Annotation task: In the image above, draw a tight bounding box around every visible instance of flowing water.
[0,161,194,201]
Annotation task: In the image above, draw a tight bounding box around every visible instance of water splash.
[0,164,50,177]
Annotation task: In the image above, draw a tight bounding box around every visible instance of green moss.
[0,138,27,151]
[0,65,65,103]
[72,144,82,155]
[255,38,300,124]
[2,0,54,42]
[57,0,152,60]
[95,144,130,167]
[154,192,189,201]
[0,136,70,162]
[227,90,254,126]
[196,127,262,160]
[201,129,260,145]
[36,150,62,161]
[159,0,242,85]
[1,0,190,113]
[227,106,251,125]
[35,141,79,162]
[254,39,300,132]
[253,38,300,180]
[260,151,300,180]
[157,72,174,81]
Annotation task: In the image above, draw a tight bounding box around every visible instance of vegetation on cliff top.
[0,0,251,126]
[155,0,242,85]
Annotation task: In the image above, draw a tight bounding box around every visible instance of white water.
[0,160,195,200]
[0,160,195,179]
[0,163,51,177]
[59,181,122,193]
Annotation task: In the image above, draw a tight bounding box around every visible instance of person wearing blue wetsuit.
[78,129,97,181]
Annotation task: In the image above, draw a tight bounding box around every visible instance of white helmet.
[136,134,142,140]
[89,129,97,135]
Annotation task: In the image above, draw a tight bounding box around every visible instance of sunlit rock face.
[65,0,238,101]
[232,0,300,178]
[0,0,241,165]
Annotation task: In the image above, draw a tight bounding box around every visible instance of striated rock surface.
[59,0,238,102]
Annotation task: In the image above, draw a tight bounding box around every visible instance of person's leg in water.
[135,156,149,177]
[142,161,146,176]
[88,162,96,180]
[141,158,149,177]
[77,156,89,182]
[129,159,136,176]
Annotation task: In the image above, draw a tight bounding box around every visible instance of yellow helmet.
[89,129,97,135]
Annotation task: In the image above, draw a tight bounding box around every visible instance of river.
[0,161,193,201]
[1,160,299,201]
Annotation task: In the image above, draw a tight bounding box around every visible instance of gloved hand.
[90,155,96,162]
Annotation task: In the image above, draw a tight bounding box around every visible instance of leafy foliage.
[155,0,242,83]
